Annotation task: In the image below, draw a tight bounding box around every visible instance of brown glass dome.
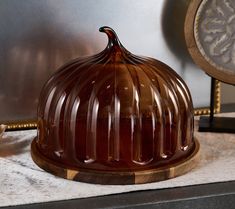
[31,26,199,184]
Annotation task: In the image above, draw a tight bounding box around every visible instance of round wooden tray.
[185,0,235,85]
[31,139,200,185]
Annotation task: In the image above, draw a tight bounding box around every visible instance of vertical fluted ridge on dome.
[126,56,166,160]
[122,60,143,163]
[65,64,102,161]
[138,61,167,159]
[121,62,135,162]
[85,63,111,162]
[109,58,121,161]
[62,51,113,163]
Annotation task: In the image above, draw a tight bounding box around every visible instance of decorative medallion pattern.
[195,0,235,74]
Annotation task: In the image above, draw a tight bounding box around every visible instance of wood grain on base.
[31,139,200,185]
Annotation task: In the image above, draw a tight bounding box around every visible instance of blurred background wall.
[0,0,225,123]
[221,83,235,104]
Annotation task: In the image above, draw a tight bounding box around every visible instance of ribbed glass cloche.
[31,26,199,184]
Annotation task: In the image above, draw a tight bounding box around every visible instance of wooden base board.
[31,139,200,185]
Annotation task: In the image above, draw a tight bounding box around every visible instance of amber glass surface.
[36,26,195,172]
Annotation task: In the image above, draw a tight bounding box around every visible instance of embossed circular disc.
[185,0,235,85]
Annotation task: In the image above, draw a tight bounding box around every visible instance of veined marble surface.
[1,114,235,207]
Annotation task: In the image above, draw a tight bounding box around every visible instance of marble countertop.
[1,114,235,207]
